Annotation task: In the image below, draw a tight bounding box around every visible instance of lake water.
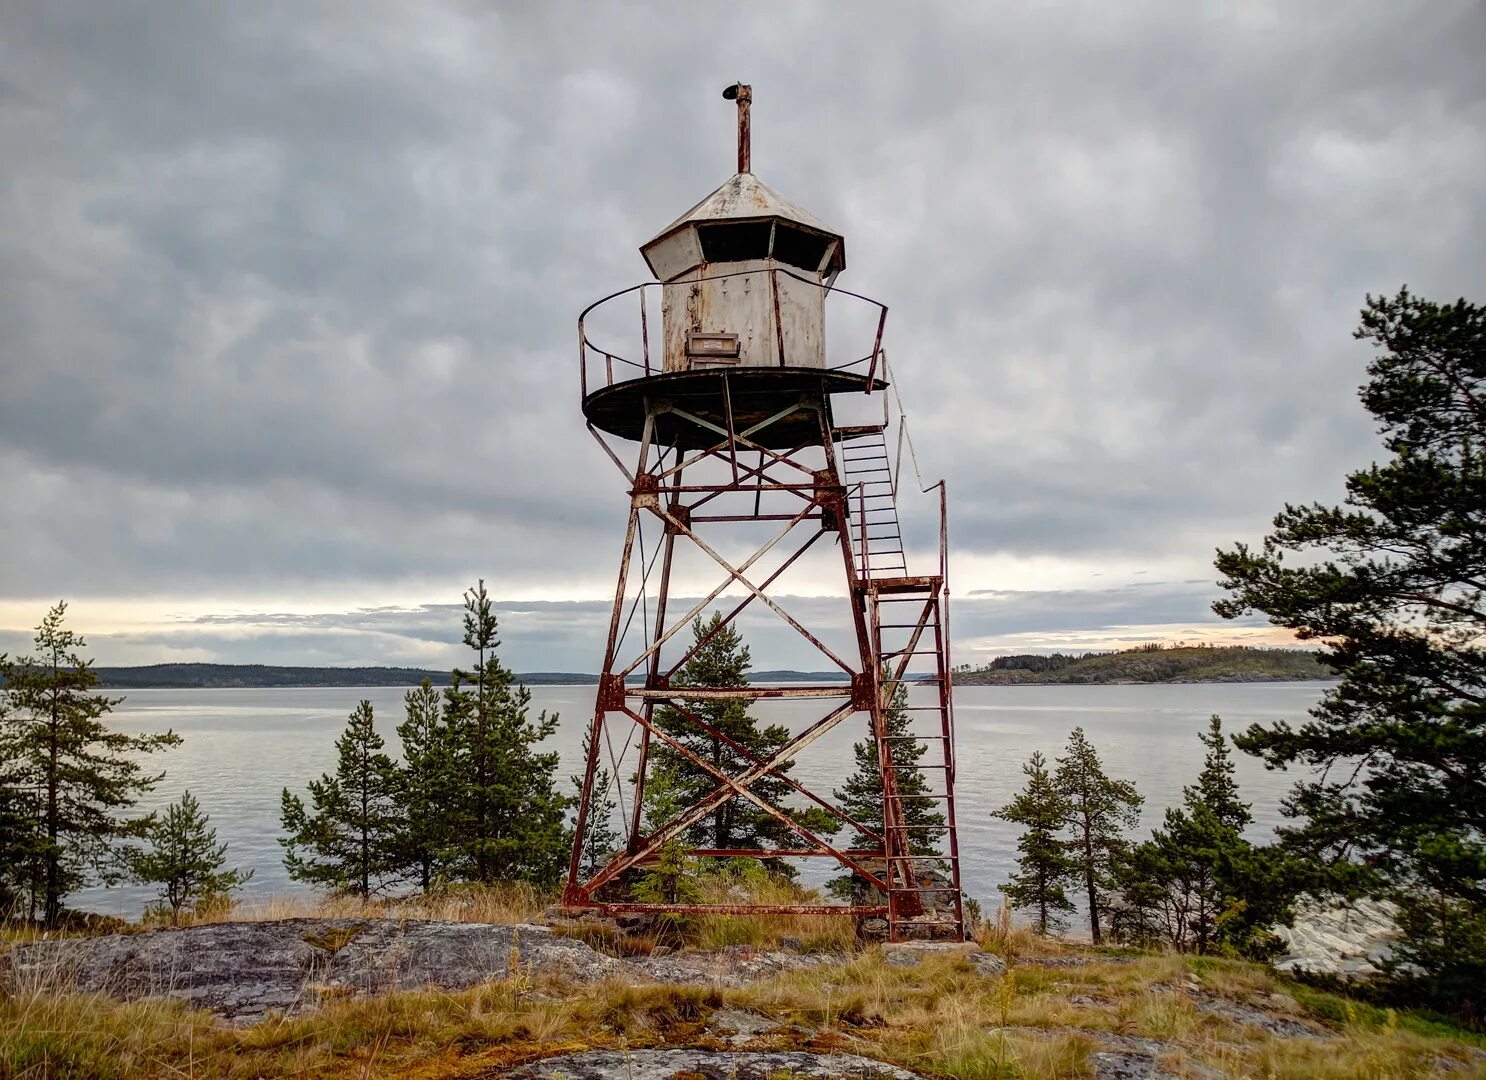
[73,681,1331,917]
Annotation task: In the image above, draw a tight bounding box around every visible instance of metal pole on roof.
[723,82,752,173]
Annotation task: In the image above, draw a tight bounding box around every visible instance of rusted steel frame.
[563,703,609,903]
[663,528,825,679]
[692,513,821,523]
[753,449,766,518]
[615,498,819,680]
[578,270,886,381]
[628,455,683,847]
[567,416,655,901]
[653,399,810,483]
[730,82,752,173]
[584,700,863,892]
[886,598,933,690]
[618,700,886,889]
[816,406,871,666]
[925,479,957,770]
[770,267,785,366]
[640,289,650,375]
[670,480,815,493]
[660,503,856,675]
[868,592,908,903]
[666,404,820,480]
[778,264,885,313]
[864,305,888,389]
[893,423,906,505]
[722,375,741,484]
[613,515,667,668]
[643,695,883,847]
[631,685,851,700]
[577,280,653,383]
[681,848,884,859]
[587,422,635,484]
[592,903,887,917]
[683,447,818,512]
[931,596,965,938]
[578,317,587,397]
[599,511,642,682]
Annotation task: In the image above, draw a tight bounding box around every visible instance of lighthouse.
[566,86,963,941]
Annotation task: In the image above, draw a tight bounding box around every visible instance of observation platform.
[581,366,887,450]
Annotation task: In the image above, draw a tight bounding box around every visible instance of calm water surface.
[75,682,1330,917]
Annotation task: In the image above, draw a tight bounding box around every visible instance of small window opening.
[772,225,832,274]
[697,221,772,263]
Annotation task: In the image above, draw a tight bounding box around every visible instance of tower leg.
[565,385,960,939]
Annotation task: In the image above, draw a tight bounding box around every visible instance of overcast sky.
[1,2,1482,672]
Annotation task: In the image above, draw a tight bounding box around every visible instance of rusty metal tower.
[564,85,963,941]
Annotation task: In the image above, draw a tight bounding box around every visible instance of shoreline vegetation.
[80,645,1332,689]
[956,643,1332,685]
[84,664,856,689]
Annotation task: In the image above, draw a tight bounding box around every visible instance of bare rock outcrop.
[2,918,619,1023]
[502,1049,924,1080]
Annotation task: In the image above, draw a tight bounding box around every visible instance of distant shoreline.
[86,663,853,690]
[955,644,1333,686]
[78,659,1337,692]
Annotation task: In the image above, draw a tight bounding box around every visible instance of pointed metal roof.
[644,172,842,248]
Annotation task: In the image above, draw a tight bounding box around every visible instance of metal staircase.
[836,424,965,940]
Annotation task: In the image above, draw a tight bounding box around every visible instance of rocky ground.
[3,918,622,1022]
[6,917,1482,1079]
[1273,897,1400,978]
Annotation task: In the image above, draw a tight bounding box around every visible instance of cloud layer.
[2,2,1482,665]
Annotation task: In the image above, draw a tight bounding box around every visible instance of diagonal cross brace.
[583,700,878,892]
[659,503,856,675]
[630,696,885,849]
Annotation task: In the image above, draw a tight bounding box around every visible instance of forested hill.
[954,644,1331,685]
[89,664,585,689]
[85,664,849,689]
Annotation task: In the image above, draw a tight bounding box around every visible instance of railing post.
[579,318,588,397]
[865,306,887,389]
[640,288,651,376]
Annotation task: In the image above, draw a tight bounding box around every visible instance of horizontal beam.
[628,685,851,700]
[568,902,889,917]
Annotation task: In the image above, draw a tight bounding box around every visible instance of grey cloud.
[1,2,1482,656]
[0,581,1252,673]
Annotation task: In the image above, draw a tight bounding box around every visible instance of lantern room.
[639,83,846,373]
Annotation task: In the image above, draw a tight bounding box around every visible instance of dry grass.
[186,877,858,955]
[195,882,553,928]
[685,873,860,953]
[4,945,1486,1080]
[6,891,1486,1080]
[973,897,1074,961]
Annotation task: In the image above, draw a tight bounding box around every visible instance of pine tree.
[829,676,946,897]
[1054,727,1143,945]
[392,680,458,892]
[443,581,570,886]
[0,602,180,924]
[0,770,44,918]
[650,613,834,859]
[571,728,622,880]
[1115,717,1289,956]
[1190,715,1250,833]
[280,700,401,897]
[996,750,1077,934]
[131,790,251,925]
[1214,289,1486,1009]
[632,760,702,934]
